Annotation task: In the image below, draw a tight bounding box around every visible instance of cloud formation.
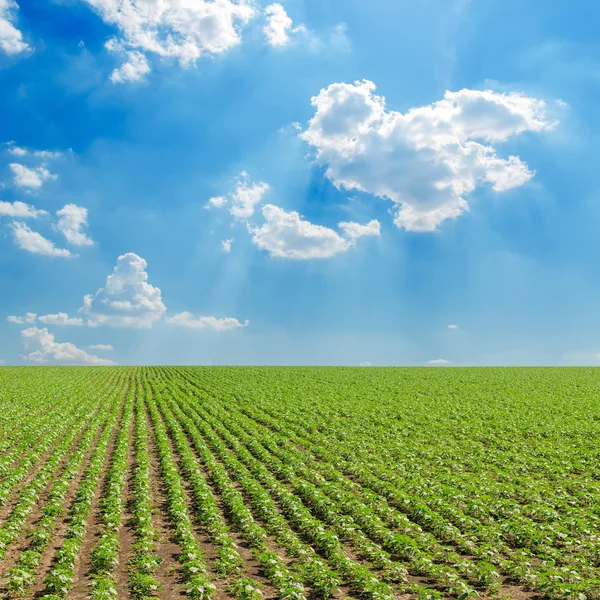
[251,204,380,259]
[81,0,255,80]
[10,222,71,257]
[56,204,94,246]
[301,80,559,231]
[166,312,249,331]
[0,0,28,55]
[20,327,116,365]
[38,313,85,326]
[89,344,114,351]
[109,50,151,83]
[7,312,37,325]
[81,252,166,328]
[0,201,47,218]
[263,3,305,47]
[428,359,452,365]
[209,172,270,220]
[9,163,58,189]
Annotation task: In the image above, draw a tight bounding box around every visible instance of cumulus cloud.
[7,312,37,324]
[110,50,151,83]
[209,172,270,220]
[89,344,114,351]
[20,327,116,365]
[9,163,57,189]
[80,252,166,328]
[10,222,71,257]
[5,145,65,159]
[263,3,305,47]
[359,361,372,367]
[427,359,452,365]
[0,0,28,55]
[166,312,248,331]
[221,238,234,252]
[56,204,94,246]
[250,204,379,259]
[0,201,47,218]
[81,0,255,80]
[338,219,380,240]
[38,313,84,326]
[448,324,459,330]
[301,80,559,231]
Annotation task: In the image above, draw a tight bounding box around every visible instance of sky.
[0,0,599,366]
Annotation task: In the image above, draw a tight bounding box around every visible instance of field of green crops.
[0,367,598,600]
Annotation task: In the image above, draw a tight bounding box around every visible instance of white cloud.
[10,222,71,257]
[0,201,47,218]
[110,50,151,83]
[9,163,57,189]
[250,204,377,259]
[338,219,380,240]
[207,196,227,208]
[56,204,94,246]
[80,252,166,328]
[38,313,84,326]
[301,80,559,231]
[221,238,234,252]
[7,146,27,156]
[427,359,452,365]
[7,312,37,324]
[89,344,114,351]
[0,0,28,55]
[166,312,248,331]
[448,324,459,330]
[209,172,270,220]
[263,3,305,47]
[359,361,372,367]
[0,359,5,365]
[20,327,116,365]
[81,0,255,80]
[5,145,65,159]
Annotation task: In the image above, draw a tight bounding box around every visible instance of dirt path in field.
[115,407,137,597]
[0,396,110,594]
[145,405,188,600]
[62,385,129,600]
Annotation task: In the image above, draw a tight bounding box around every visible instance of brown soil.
[0,396,110,593]
[145,406,188,600]
[64,387,129,599]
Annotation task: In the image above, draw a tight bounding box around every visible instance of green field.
[0,367,598,600]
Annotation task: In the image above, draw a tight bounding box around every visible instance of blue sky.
[0,0,599,366]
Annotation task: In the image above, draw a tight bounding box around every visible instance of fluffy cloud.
[338,219,380,240]
[448,324,459,330]
[10,222,71,257]
[89,344,114,351]
[251,204,379,259]
[5,145,65,159]
[20,327,116,365]
[7,312,37,324]
[209,172,270,220]
[9,163,57,189]
[110,50,151,83]
[0,201,47,218]
[81,0,255,80]
[166,312,248,331]
[221,238,234,252]
[263,3,305,47]
[0,0,28,55]
[38,313,84,326]
[428,359,452,365]
[81,253,166,328]
[56,204,94,246]
[301,80,558,231]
